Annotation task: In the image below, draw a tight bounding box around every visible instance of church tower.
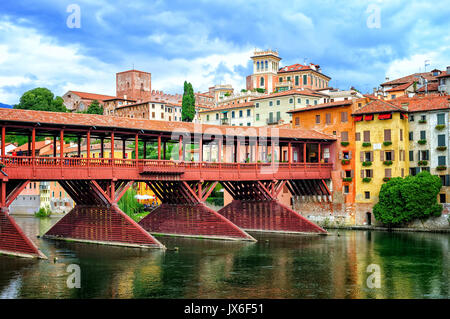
[116,70,152,103]
[246,49,281,94]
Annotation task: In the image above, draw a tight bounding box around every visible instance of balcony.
[221,118,230,125]
[267,118,281,125]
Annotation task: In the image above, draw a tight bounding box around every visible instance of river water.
[0,216,448,299]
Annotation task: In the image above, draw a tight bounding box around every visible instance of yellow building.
[352,100,409,225]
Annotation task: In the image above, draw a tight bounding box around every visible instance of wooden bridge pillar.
[218,180,327,234]
[139,181,255,241]
[0,180,47,259]
[44,180,165,250]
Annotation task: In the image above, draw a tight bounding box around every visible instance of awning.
[354,115,363,122]
[378,113,392,120]
[364,114,374,121]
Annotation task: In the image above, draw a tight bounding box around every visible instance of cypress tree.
[182,81,196,122]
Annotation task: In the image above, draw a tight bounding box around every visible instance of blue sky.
[0,0,449,104]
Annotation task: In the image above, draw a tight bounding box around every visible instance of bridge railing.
[1,156,333,172]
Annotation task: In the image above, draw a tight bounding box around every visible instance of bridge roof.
[0,108,335,141]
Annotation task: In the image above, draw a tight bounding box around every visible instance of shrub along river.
[0,216,448,298]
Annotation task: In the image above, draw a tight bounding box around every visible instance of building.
[116,69,152,102]
[195,92,215,108]
[246,49,281,94]
[62,91,117,112]
[199,102,255,126]
[288,98,370,224]
[113,100,182,122]
[0,142,17,154]
[103,97,137,116]
[391,95,450,209]
[380,69,444,98]
[437,67,450,95]
[275,63,331,92]
[384,82,416,100]
[352,99,410,225]
[208,84,234,103]
[8,181,40,215]
[252,89,324,126]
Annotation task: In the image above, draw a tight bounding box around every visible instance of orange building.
[288,98,370,224]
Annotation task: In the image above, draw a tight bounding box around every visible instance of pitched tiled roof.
[0,108,335,141]
[13,140,51,152]
[391,95,450,113]
[416,82,440,92]
[437,71,449,78]
[252,89,323,101]
[385,81,414,92]
[200,102,254,113]
[380,72,439,87]
[69,91,117,101]
[277,63,331,79]
[287,100,353,113]
[352,99,404,115]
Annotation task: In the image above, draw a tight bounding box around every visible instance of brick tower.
[116,70,152,102]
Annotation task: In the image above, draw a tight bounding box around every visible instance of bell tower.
[247,49,281,93]
[116,70,152,102]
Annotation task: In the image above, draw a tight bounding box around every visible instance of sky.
[0,0,449,105]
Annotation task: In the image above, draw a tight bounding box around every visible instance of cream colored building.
[199,102,255,126]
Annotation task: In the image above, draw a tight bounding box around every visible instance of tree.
[85,100,104,115]
[373,171,442,226]
[15,88,67,112]
[181,81,196,122]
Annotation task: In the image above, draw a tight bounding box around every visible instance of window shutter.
[326,113,331,124]
[341,171,345,178]
[351,170,354,178]
[446,175,450,186]
[370,151,373,162]
[349,151,352,159]
[355,132,360,141]
[384,129,391,141]
[361,170,364,178]
[380,150,384,161]
[360,151,364,162]
[385,168,391,178]
[339,152,343,160]
[418,151,421,161]
[400,129,403,141]
[369,169,373,178]
[364,131,370,142]
[401,168,404,177]
[392,150,395,161]
[426,150,430,160]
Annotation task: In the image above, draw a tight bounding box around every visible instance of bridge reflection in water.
[0,109,336,259]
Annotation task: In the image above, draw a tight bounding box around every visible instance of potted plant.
[418,119,427,124]
[362,161,372,167]
[436,165,447,171]
[341,141,349,147]
[343,177,352,182]
[383,141,392,146]
[418,160,428,166]
[437,146,447,151]
[383,160,393,166]
[383,177,391,182]
[435,124,445,130]
[362,142,371,147]
[417,139,427,145]
[341,159,350,165]
[362,177,372,183]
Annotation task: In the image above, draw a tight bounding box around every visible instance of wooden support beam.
[32,127,36,158]
[157,135,161,160]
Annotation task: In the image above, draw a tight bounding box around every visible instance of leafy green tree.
[85,100,104,115]
[131,141,175,159]
[373,171,443,226]
[181,81,196,122]
[15,88,67,112]
[118,187,145,222]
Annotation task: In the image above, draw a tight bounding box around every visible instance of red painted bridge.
[0,109,336,259]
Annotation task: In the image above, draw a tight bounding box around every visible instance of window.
[365,169,373,178]
[260,77,264,86]
[385,151,393,161]
[276,111,281,121]
[400,129,403,141]
[409,151,414,161]
[409,114,414,122]
[341,112,348,122]
[385,168,392,178]
[287,76,291,82]
[315,115,320,124]
[306,99,310,105]
[297,98,301,103]
[418,150,430,160]
[420,131,426,140]
[257,61,260,71]
[256,103,259,108]
[265,60,268,70]
[440,193,446,203]
[344,185,349,194]
[276,100,280,106]
[256,114,260,121]
[206,115,210,121]
[410,167,418,176]
[232,111,235,118]
[295,76,299,86]
[384,129,391,142]
[438,134,446,146]
[326,113,331,125]
[438,156,446,166]
[355,132,361,141]
[303,74,307,85]
[364,151,372,162]
[279,77,283,83]
[247,123,251,126]
[269,101,273,106]
[365,191,370,199]
[216,113,219,120]
[269,112,273,123]
[341,131,349,142]
[363,131,370,142]
[247,109,251,117]
[437,113,445,125]
[409,132,413,141]
[421,115,426,122]
[289,98,293,104]
[239,110,243,118]
[295,117,300,126]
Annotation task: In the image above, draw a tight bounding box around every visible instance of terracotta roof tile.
[0,108,335,141]
[385,81,414,92]
[69,91,117,101]
[391,95,450,113]
[416,82,440,92]
[352,99,404,115]
[287,100,353,113]
[380,72,439,87]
